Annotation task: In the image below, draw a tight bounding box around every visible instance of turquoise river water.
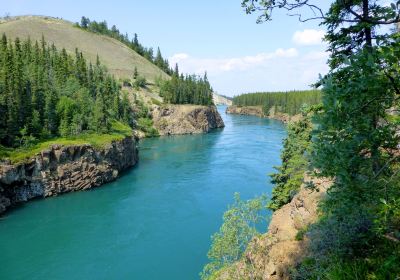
[0,106,286,280]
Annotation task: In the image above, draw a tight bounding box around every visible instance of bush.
[122,78,132,87]
[134,76,147,88]
[268,109,313,211]
[293,205,400,280]
[201,193,268,280]
[151,98,162,106]
[136,117,159,137]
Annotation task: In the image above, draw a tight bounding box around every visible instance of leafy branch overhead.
[202,1,400,279]
[241,0,400,24]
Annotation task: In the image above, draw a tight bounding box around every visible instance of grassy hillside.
[0,16,169,83]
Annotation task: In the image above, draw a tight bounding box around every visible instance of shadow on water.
[0,106,286,280]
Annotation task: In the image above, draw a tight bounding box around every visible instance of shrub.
[136,117,159,137]
[201,193,268,280]
[151,98,162,106]
[134,76,147,88]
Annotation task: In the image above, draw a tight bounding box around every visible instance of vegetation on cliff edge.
[0,34,133,150]
[268,107,314,211]
[160,71,214,106]
[200,193,268,280]
[203,1,400,279]
[0,120,132,164]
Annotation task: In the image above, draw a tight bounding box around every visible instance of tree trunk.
[363,0,372,47]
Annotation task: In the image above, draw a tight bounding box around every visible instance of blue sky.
[2,0,332,96]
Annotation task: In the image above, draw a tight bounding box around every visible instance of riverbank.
[0,105,224,214]
[214,175,331,279]
[226,105,301,124]
[0,136,138,214]
[0,106,287,279]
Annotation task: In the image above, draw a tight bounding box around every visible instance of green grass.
[151,98,162,106]
[387,114,400,125]
[0,121,132,164]
[137,117,159,137]
[295,227,309,241]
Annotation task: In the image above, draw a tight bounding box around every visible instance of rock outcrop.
[226,105,301,124]
[0,136,138,214]
[226,105,265,118]
[151,105,225,136]
[217,176,331,280]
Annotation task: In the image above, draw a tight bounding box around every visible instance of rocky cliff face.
[226,105,265,118]
[151,105,225,136]
[0,136,138,214]
[217,176,331,280]
[226,105,301,124]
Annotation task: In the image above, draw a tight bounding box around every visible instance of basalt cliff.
[151,105,225,136]
[226,105,301,124]
[0,136,138,214]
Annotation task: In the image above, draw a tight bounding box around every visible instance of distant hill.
[0,16,169,83]
[213,93,233,106]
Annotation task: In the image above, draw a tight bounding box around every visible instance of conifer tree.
[0,35,132,147]
[174,63,179,77]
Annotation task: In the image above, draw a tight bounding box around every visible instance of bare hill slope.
[0,16,169,82]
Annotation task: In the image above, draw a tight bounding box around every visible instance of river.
[0,106,286,280]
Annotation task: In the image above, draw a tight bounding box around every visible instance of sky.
[1,0,332,96]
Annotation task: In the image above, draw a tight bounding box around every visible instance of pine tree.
[174,63,179,77]
[80,16,89,29]
[45,89,58,136]
[133,33,139,48]
[93,91,108,133]
[0,34,8,143]
[154,47,163,68]
[0,36,131,147]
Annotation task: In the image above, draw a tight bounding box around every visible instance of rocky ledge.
[217,176,331,280]
[0,136,138,214]
[151,104,225,136]
[226,105,301,124]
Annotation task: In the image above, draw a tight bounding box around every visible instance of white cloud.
[169,49,329,96]
[293,29,325,46]
[170,53,189,61]
[169,48,298,74]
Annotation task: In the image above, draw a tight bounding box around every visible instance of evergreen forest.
[0,34,132,149]
[76,16,214,106]
[159,71,214,105]
[232,90,322,115]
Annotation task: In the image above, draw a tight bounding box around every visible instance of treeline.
[76,17,172,75]
[0,34,132,148]
[233,90,322,115]
[159,71,213,105]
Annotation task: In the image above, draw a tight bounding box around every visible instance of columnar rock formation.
[226,105,301,124]
[0,136,138,214]
[151,105,225,136]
